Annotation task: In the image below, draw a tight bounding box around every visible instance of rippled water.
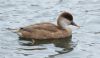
[0,0,100,58]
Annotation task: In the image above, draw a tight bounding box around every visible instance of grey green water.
[0,0,100,58]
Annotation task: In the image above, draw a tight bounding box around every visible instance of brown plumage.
[17,11,78,40]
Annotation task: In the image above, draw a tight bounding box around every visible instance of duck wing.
[20,23,58,32]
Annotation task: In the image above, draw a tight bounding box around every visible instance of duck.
[17,11,79,40]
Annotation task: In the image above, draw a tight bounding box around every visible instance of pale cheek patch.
[60,18,71,29]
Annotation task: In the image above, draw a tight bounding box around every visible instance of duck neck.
[57,17,72,36]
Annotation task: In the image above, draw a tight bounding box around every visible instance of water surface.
[0,0,100,58]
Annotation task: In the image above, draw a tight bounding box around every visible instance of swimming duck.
[17,11,79,40]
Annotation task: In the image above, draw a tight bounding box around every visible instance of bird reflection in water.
[18,36,76,55]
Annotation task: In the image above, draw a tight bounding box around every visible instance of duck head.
[57,11,79,29]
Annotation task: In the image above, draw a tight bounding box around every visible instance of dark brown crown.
[60,12,73,21]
